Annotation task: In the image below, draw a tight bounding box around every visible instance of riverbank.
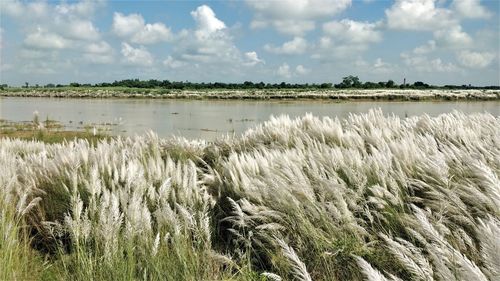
[1,88,499,100]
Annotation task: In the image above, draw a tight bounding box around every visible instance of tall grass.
[0,110,498,280]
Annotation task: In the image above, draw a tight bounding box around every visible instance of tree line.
[3,76,499,90]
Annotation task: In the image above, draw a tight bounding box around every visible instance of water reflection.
[1,97,498,140]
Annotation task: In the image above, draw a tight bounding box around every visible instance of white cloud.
[63,19,100,41]
[112,12,172,44]
[83,41,114,64]
[19,58,73,75]
[386,0,477,57]
[295,65,311,75]
[433,26,472,48]
[112,13,144,37]
[17,49,47,59]
[456,50,495,68]
[323,19,381,44]
[268,20,316,36]
[83,53,114,64]
[191,5,226,39]
[372,58,394,74]
[85,41,112,54]
[385,0,456,31]
[264,37,308,55]
[452,0,491,19]
[55,0,105,17]
[243,51,264,66]
[401,53,460,72]
[413,40,436,54]
[277,63,311,78]
[1,1,24,18]
[24,28,72,49]
[314,19,382,60]
[163,56,186,69]
[3,0,104,62]
[121,43,153,66]
[277,63,292,78]
[246,0,352,35]
[166,5,243,68]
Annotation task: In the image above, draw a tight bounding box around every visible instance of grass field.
[1,110,499,280]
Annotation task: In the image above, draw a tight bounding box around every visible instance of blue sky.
[0,0,499,86]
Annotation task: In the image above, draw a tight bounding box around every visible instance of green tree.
[338,75,361,88]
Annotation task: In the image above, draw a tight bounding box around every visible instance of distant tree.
[45,83,55,88]
[337,75,361,88]
[386,80,395,88]
[25,82,29,88]
[413,81,429,88]
[363,82,378,89]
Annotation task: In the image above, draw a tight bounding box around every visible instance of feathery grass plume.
[476,216,500,280]
[261,272,283,281]
[0,110,499,280]
[354,256,393,281]
[276,238,312,281]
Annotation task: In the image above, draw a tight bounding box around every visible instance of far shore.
[1,88,499,101]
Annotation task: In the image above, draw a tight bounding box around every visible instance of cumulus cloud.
[313,19,382,60]
[163,56,186,69]
[55,0,106,18]
[83,41,114,64]
[112,12,172,44]
[121,43,153,66]
[385,0,456,31]
[2,0,102,43]
[85,41,112,54]
[456,50,495,68]
[386,0,478,55]
[433,26,472,48]
[243,51,264,66]
[247,0,351,35]
[372,58,395,74]
[323,19,381,44]
[264,37,308,55]
[295,65,311,75]
[173,5,235,64]
[413,40,436,54]
[165,4,254,72]
[277,63,292,78]
[24,28,72,49]
[401,53,460,72]
[191,5,226,38]
[63,19,100,41]
[452,0,491,19]
[277,63,311,78]
[1,0,50,19]
[1,0,105,73]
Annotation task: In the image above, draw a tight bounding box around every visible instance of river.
[1,97,498,139]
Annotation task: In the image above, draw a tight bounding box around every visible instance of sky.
[0,0,499,86]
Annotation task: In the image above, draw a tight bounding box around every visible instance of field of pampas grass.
[1,109,499,281]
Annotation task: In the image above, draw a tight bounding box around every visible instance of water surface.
[1,97,498,140]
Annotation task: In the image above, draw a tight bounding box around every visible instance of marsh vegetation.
[1,110,499,280]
